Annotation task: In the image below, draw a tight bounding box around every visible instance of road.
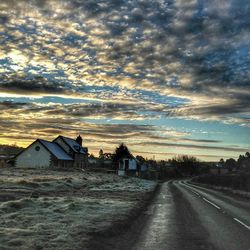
[131,180,250,250]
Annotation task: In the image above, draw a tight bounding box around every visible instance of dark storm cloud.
[0,77,72,95]
[44,102,163,120]
[194,102,249,116]
[135,141,249,153]
[169,87,250,123]
[180,138,221,143]
[0,101,27,109]
[0,99,163,121]
[0,113,157,143]
[0,14,9,24]
[132,150,231,160]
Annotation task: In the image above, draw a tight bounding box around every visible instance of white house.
[118,157,138,176]
[15,135,88,168]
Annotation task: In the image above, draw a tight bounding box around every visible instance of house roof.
[55,136,88,154]
[38,139,73,161]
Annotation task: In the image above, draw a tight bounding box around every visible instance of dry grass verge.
[0,168,157,250]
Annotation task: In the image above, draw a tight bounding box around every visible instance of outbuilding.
[118,156,138,176]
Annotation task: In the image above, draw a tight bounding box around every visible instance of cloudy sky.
[0,0,249,161]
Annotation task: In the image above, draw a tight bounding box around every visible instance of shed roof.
[38,139,73,161]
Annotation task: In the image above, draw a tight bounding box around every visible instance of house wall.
[128,159,137,170]
[118,170,125,176]
[74,153,88,168]
[15,141,51,168]
[51,157,73,168]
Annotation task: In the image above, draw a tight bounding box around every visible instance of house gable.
[15,140,51,168]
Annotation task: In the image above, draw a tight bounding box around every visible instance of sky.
[0,0,249,161]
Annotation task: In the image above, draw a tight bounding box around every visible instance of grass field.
[0,168,156,250]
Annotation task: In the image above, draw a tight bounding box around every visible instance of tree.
[225,158,236,171]
[103,153,114,160]
[89,153,95,159]
[219,158,224,164]
[237,153,250,171]
[170,155,199,176]
[113,143,132,164]
[237,154,245,169]
[99,149,104,159]
[136,155,145,163]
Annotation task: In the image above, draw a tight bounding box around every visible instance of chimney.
[76,135,82,146]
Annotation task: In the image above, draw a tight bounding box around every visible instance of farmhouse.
[15,135,88,168]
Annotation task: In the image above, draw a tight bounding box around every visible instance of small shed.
[118,157,138,176]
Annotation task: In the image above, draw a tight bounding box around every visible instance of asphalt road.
[131,180,250,250]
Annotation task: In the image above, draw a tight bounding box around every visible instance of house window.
[35,146,40,151]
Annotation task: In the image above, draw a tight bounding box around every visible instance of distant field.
[193,173,250,193]
[0,168,156,250]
